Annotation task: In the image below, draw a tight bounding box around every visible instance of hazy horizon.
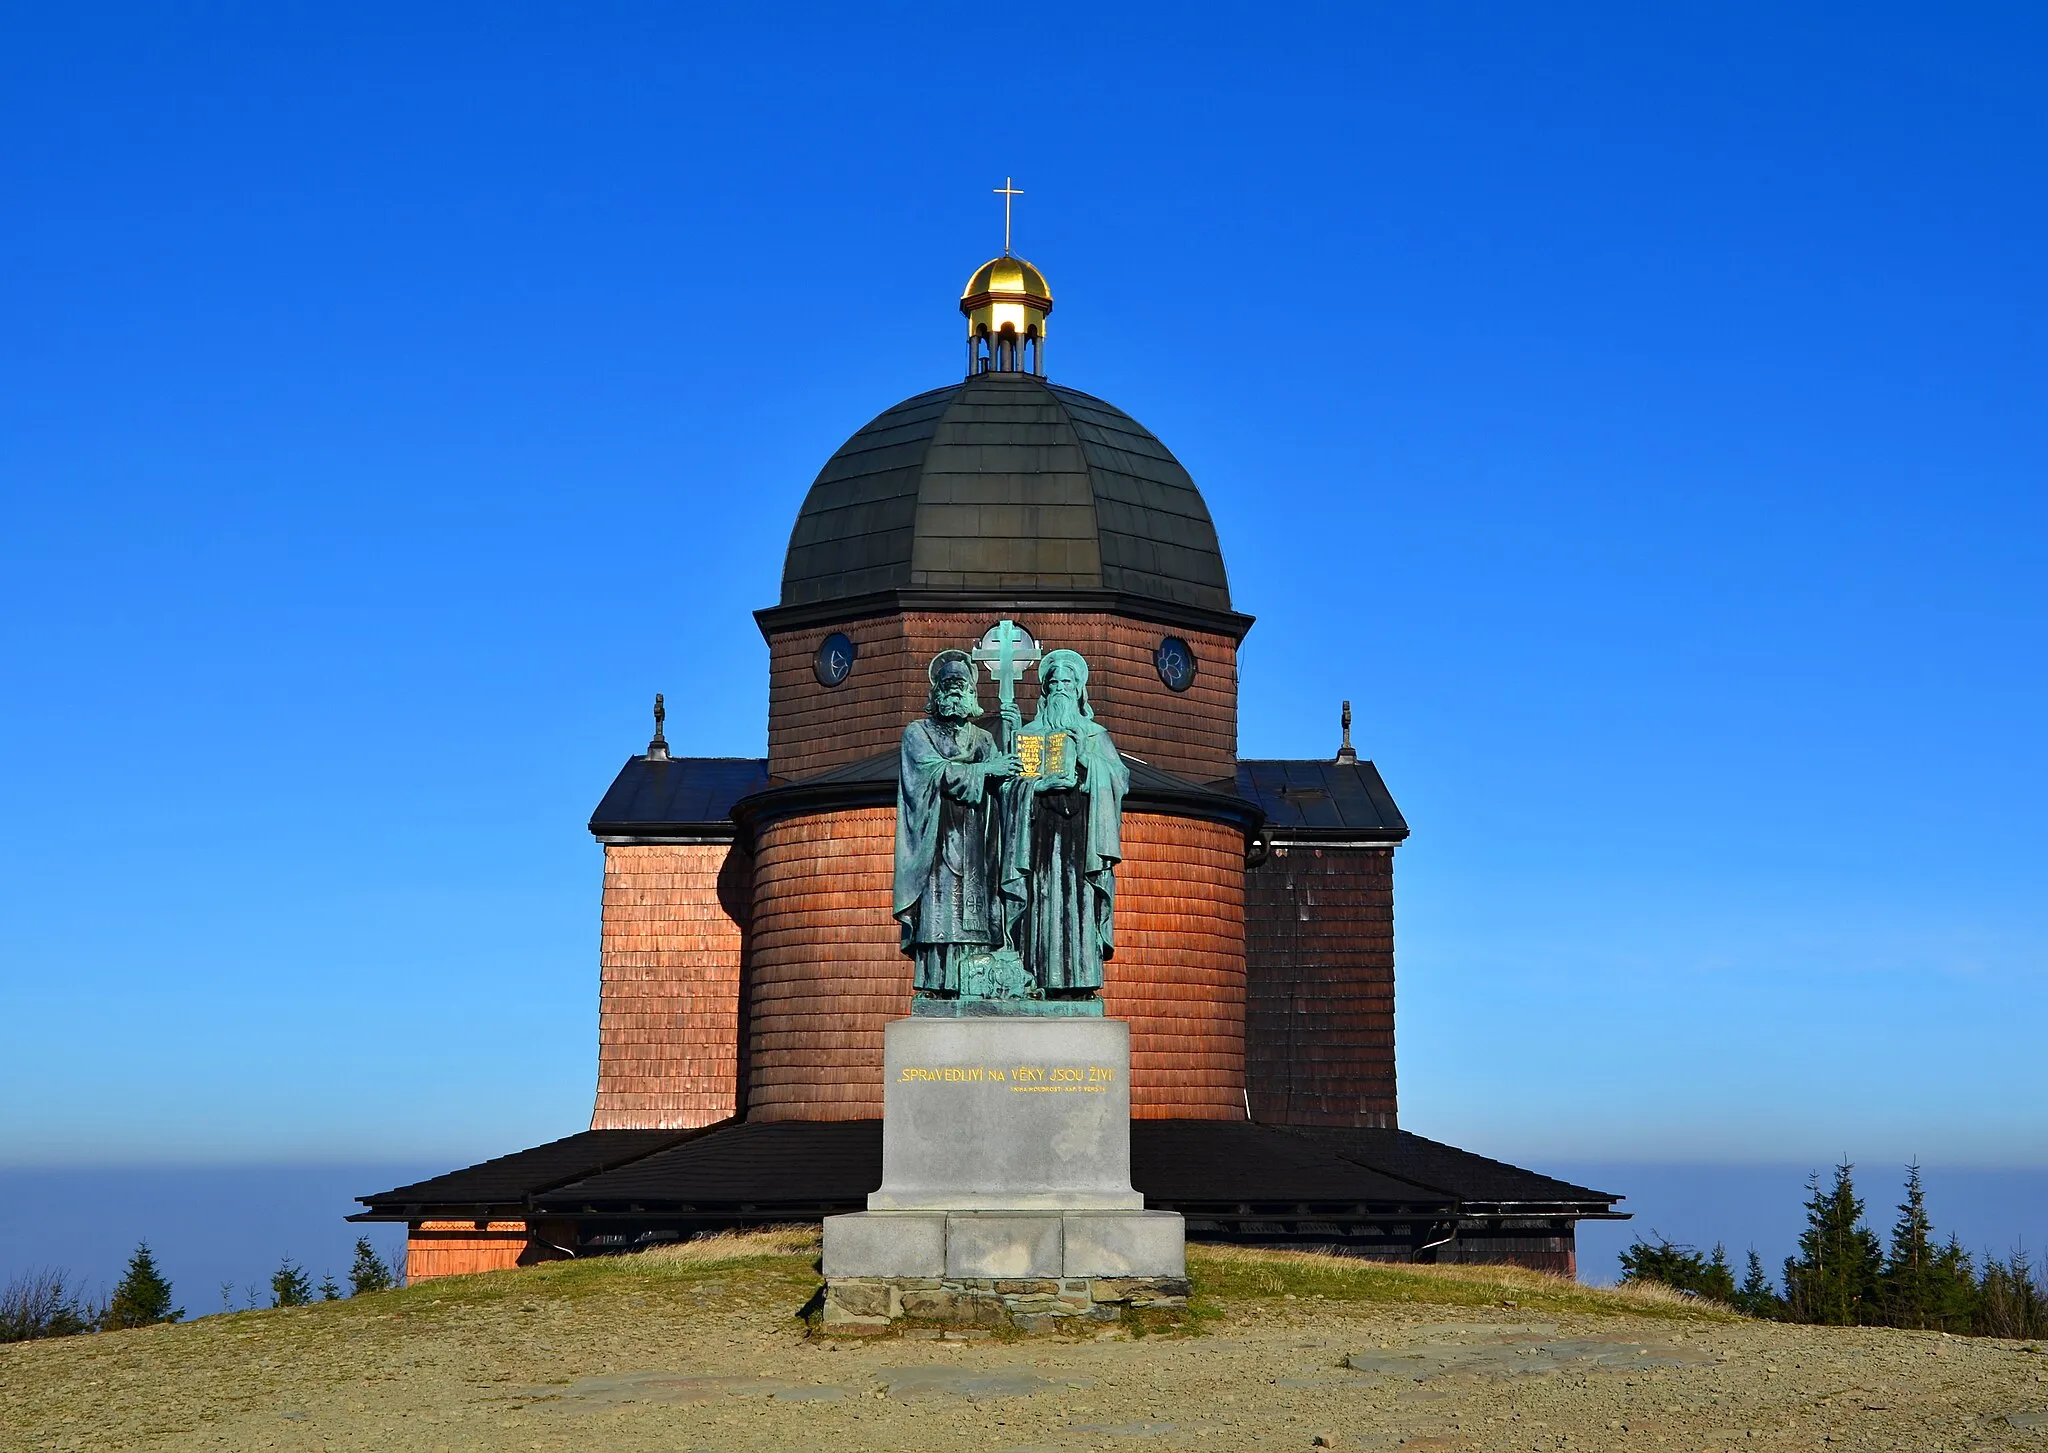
[5,1160,2042,1308]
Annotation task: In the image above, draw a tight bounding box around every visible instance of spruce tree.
[103,1242,181,1329]
[1880,1161,1940,1329]
[1782,1161,1883,1325]
[317,1273,341,1302]
[1733,1249,1782,1319]
[348,1237,393,1296]
[1931,1235,1979,1332]
[1701,1244,1737,1305]
[270,1258,314,1308]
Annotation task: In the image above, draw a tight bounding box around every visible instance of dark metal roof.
[727,750,1263,841]
[1293,1127,1618,1210]
[363,1121,1618,1221]
[585,754,1420,849]
[1131,1121,1452,1208]
[775,373,1235,620]
[539,1120,884,1211]
[588,757,769,842]
[1236,760,1410,842]
[353,1129,699,1216]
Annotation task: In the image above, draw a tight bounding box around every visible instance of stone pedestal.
[821,1016,1186,1331]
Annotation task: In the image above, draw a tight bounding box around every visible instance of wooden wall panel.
[746,807,1248,1121]
[407,1220,527,1282]
[591,843,750,1130]
[1243,845,1398,1128]
[746,809,905,1121]
[1107,813,1248,1119]
[767,610,1240,784]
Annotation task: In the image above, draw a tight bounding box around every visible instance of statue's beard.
[1038,692,1083,733]
[933,687,980,722]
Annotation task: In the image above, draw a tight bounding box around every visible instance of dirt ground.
[3,1232,2045,1452]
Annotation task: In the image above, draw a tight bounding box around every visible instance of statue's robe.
[893,716,1004,993]
[1001,715,1129,993]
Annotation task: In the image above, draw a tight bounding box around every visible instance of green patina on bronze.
[893,622,1128,1015]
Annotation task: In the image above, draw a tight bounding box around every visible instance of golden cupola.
[961,254,1052,376]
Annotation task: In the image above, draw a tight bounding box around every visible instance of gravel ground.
[3,1237,2044,1452]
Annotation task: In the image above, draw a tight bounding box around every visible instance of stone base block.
[821,1208,945,1277]
[945,1215,1064,1278]
[1063,1210,1185,1277]
[824,1210,1185,1280]
[821,1274,1190,1334]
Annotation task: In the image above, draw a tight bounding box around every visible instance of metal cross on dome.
[970,618,1039,747]
[993,177,1023,255]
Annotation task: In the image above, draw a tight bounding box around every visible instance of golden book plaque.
[1014,732,1069,780]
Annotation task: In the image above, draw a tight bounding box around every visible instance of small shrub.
[1732,1249,1783,1319]
[348,1237,393,1296]
[0,1269,100,1342]
[270,1258,314,1308]
[1618,1234,1737,1303]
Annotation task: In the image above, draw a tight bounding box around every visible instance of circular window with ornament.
[1154,636,1197,692]
[814,632,856,687]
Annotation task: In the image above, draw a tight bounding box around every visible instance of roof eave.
[755,588,1255,644]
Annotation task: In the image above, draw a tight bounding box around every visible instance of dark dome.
[778,372,1232,614]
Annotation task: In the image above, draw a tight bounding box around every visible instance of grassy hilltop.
[3,1231,2043,1452]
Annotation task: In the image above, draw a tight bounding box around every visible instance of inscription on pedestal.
[868,1017,1143,1212]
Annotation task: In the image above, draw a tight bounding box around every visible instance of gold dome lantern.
[961,254,1052,376]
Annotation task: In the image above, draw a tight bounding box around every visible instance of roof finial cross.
[993,177,1023,255]
[1336,699,1356,765]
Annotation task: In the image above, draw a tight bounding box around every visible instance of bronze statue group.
[892,643,1129,1005]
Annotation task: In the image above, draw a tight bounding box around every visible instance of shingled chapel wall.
[590,843,751,1130]
[1106,813,1247,1120]
[1243,845,1398,1127]
[744,807,1248,1121]
[764,610,1240,784]
[745,808,905,1120]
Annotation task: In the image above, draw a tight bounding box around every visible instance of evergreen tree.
[317,1273,341,1302]
[103,1242,181,1329]
[270,1258,314,1308]
[1618,1234,1737,1302]
[348,1237,394,1296]
[1733,1249,1783,1319]
[1782,1161,1883,1325]
[1930,1235,1980,1333]
[1880,1162,1942,1329]
[1701,1243,1738,1305]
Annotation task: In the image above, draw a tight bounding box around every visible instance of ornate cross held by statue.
[970,618,1039,752]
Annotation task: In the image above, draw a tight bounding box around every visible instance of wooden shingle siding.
[591,843,750,1130]
[406,1220,528,1282]
[745,807,1248,1121]
[745,809,907,1121]
[1108,813,1247,1119]
[1243,845,1398,1128]
[767,610,1239,784]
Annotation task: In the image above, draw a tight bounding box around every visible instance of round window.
[1155,636,1197,692]
[814,632,856,687]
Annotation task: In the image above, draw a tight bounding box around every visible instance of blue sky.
[2,4,2043,1174]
